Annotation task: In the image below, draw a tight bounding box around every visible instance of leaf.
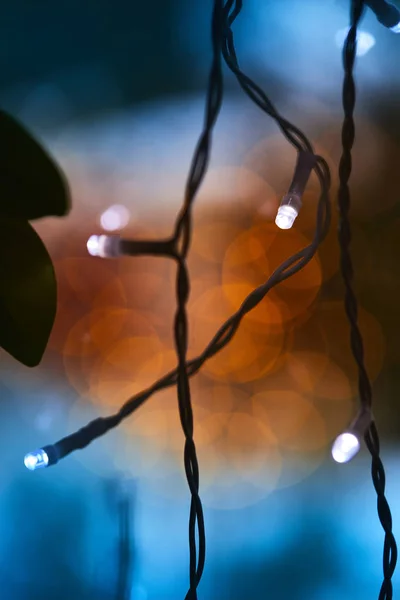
[0,218,57,366]
[0,110,70,220]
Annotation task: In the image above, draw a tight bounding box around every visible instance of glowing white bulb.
[87,234,120,258]
[24,449,49,471]
[275,205,298,230]
[390,22,400,33]
[331,432,361,464]
[335,28,376,57]
[87,234,102,256]
[100,204,130,231]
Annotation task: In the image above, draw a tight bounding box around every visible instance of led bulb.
[24,449,49,471]
[390,22,400,33]
[331,407,372,464]
[87,234,121,258]
[275,204,298,230]
[331,432,360,463]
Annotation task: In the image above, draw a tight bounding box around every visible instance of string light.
[24,1,396,599]
[336,1,397,597]
[24,448,49,470]
[331,408,372,463]
[24,446,58,470]
[275,151,316,229]
[87,234,175,259]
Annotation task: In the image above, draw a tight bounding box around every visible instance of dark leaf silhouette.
[0,217,57,366]
[0,110,70,220]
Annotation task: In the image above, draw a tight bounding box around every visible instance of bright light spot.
[275,205,298,230]
[335,28,376,57]
[100,204,130,231]
[331,432,360,463]
[87,234,101,256]
[24,449,49,471]
[390,22,400,33]
[87,234,119,258]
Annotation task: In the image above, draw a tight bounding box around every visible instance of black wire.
[171,1,224,597]
[222,0,313,153]
[340,2,397,598]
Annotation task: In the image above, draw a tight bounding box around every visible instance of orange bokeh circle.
[89,334,165,409]
[63,308,160,401]
[189,285,286,383]
[317,118,400,219]
[251,390,327,453]
[313,301,386,389]
[222,223,322,324]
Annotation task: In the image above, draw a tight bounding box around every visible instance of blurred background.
[0,0,400,598]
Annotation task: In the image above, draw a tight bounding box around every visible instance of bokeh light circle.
[222,223,322,324]
[189,286,285,383]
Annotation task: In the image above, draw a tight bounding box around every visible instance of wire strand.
[171,1,224,596]
[339,2,397,598]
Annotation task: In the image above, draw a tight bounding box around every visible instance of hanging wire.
[222,0,313,153]
[339,2,397,598]
[170,0,224,596]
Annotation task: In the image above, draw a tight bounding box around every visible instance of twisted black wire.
[340,2,397,598]
[222,0,313,154]
[171,1,224,597]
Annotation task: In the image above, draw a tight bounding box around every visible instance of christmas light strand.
[24,1,397,598]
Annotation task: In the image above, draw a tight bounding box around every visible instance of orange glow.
[252,390,327,453]
[318,119,400,218]
[90,308,156,350]
[90,335,165,408]
[284,351,329,393]
[311,360,353,401]
[251,351,353,402]
[222,223,322,324]
[200,410,279,477]
[250,351,354,443]
[249,350,330,395]
[63,309,159,399]
[197,410,282,509]
[91,277,128,311]
[191,380,246,413]
[191,221,244,264]
[189,286,285,383]
[314,301,386,388]
[58,256,118,305]
[195,166,278,211]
